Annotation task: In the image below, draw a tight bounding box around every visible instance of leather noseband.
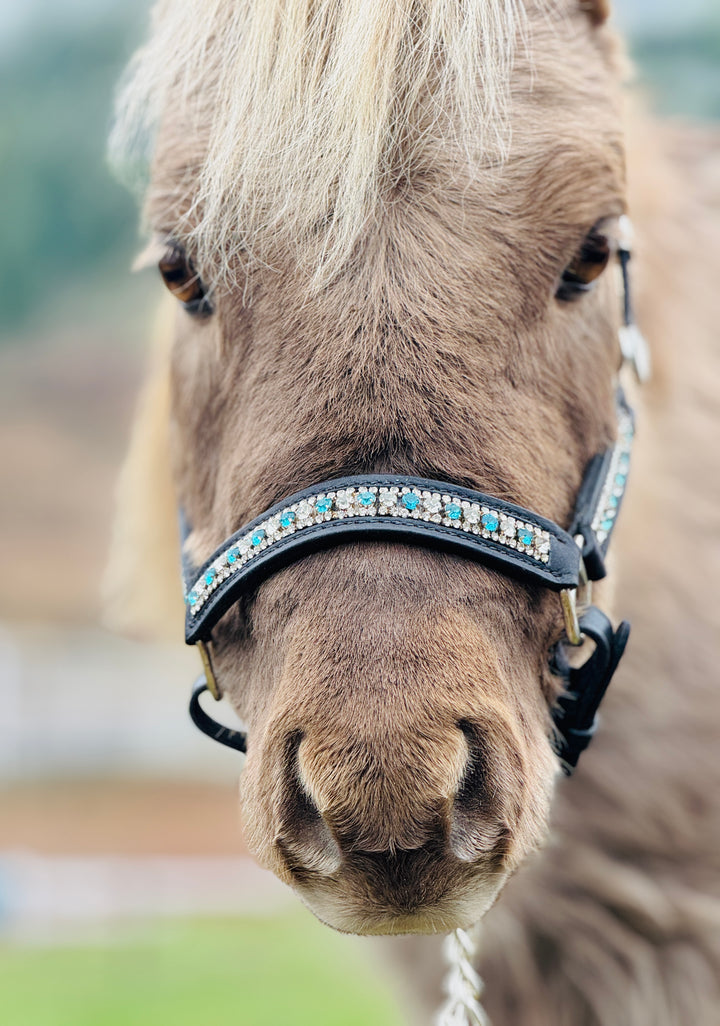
[182,394,633,774]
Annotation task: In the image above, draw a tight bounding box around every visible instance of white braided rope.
[434,926,491,1026]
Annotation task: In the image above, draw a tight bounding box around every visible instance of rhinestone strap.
[590,404,634,550]
[184,482,557,617]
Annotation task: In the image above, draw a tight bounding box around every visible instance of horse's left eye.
[158,243,213,316]
[556,226,611,302]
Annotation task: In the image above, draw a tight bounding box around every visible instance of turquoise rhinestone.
[251,529,266,546]
[204,568,216,586]
[358,491,374,507]
[601,518,614,532]
[280,511,296,528]
[615,472,627,487]
[402,492,420,511]
[186,590,199,606]
[518,528,534,547]
[607,495,619,508]
[481,512,499,532]
[316,496,333,513]
[446,502,462,520]
[226,546,240,565]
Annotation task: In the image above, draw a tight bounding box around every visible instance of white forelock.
[110,0,531,287]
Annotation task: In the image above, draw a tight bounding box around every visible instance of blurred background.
[0,1,718,1023]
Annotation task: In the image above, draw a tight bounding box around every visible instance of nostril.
[449,720,506,862]
[274,732,342,876]
[455,721,492,809]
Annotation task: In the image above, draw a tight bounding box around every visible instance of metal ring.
[560,588,583,646]
[197,639,221,700]
[189,677,247,753]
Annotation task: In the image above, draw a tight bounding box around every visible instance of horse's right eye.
[158,244,213,316]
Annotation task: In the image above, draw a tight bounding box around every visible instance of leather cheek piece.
[189,676,247,753]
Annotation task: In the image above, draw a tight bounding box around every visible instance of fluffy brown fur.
[108,0,720,1017]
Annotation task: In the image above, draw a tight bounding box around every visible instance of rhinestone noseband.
[184,477,580,643]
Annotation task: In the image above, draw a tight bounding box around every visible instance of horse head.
[112,0,631,935]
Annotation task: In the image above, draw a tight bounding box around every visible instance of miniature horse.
[107,1,720,1021]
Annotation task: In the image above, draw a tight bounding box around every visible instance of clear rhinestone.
[265,516,281,537]
[335,490,353,510]
[296,500,313,520]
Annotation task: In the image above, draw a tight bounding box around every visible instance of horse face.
[133,2,625,933]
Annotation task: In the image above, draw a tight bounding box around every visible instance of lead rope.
[435,925,491,1026]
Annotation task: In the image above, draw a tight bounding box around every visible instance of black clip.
[552,606,631,774]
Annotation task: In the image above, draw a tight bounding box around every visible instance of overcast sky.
[0,0,141,51]
[0,0,715,57]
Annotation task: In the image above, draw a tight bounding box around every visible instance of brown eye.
[556,226,611,302]
[158,243,213,315]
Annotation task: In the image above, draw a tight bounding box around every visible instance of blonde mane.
[111,0,528,287]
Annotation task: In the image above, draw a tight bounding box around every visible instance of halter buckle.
[619,324,651,384]
[552,607,631,773]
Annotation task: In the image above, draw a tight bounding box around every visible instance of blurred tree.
[0,2,717,339]
[0,8,146,335]
[631,19,720,121]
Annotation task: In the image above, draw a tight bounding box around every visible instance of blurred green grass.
[0,915,404,1026]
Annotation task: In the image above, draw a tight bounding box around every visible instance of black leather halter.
[182,234,644,775]
[183,392,633,774]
